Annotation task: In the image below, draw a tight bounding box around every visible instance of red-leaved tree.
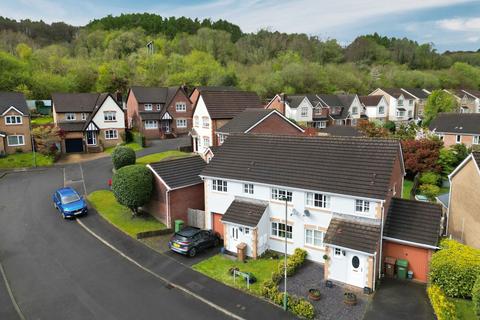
[401,139,443,178]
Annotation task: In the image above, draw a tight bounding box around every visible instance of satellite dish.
[291,208,299,216]
[303,209,310,217]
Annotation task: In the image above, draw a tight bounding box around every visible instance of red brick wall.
[383,152,404,219]
[249,113,303,135]
[266,96,285,114]
[166,89,193,135]
[442,134,474,148]
[169,184,205,228]
[383,241,432,283]
[189,89,201,112]
[212,119,229,146]
[126,91,141,131]
[144,176,169,225]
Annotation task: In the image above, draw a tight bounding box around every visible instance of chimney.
[280,92,286,102]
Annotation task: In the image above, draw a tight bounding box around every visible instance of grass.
[31,116,53,126]
[192,254,281,296]
[0,152,54,169]
[87,190,165,237]
[450,298,476,320]
[403,179,414,199]
[105,142,143,154]
[136,150,190,165]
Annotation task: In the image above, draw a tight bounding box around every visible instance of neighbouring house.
[190,88,263,154]
[145,155,206,228]
[383,198,442,283]
[215,108,304,146]
[52,93,125,153]
[359,95,388,122]
[370,88,416,123]
[400,88,430,119]
[318,125,363,137]
[446,89,480,114]
[428,113,480,148]
[336,94,365,126]
[447,152,480,248]
[126,86,193,139]
[265,94,316,126]
[0,92,32,155]
[200,134,406,290]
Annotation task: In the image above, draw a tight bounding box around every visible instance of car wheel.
[188,247,197,257]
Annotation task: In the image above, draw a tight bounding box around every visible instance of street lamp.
[281,195,288,311]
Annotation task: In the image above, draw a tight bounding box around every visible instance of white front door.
[347,252,366,288]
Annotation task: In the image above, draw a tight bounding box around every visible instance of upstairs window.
[378,106,385,114]
[202,116,209,128]
[397,99,404,106]
[271,222,292,239]
[194,116,199,127]
[306,192,330,208]
[144,104,152,111]
[271,188,292,202]
[176,102,187,112]
[5,115,22,125]
[202,136,210,147]
[473,136,479,145]
[456,135,462,144]
[409,100,413,106]
[104,111,116,121]
[65,113,76,121]
[156,104,162,111]
[212,179,227,192]
[243,183,254,194]
[352,106,358,115]
[300,107,308,117]
[355,199,370,213]
[81,113,87,120]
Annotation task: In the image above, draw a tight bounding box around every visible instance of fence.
[188,208,205,229]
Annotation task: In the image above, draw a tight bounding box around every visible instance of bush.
[419,184,441,201]
[430,239,480,298]
[278,248,308,277]
[289,296,315,320]
[271,270,282,284]
[419,171,441,186]
[384,120,396,133]
[125,130,133,143]
[473,276,480,317]
[111,146,136,170]
[427,285,457,320]
[111,165,153,215]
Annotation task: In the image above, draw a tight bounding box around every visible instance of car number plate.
[173,243,180,248]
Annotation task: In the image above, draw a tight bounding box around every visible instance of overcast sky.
[2,0,480,52]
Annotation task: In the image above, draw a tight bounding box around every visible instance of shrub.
[384,120,396,133]
[111,146,136,170]
[473,276,480,316]
[419,171,441,186]
[429,239,480,298]
[279,248,308,277]
[289,296,315,320]
[427,285,457,320]
[271,270,282,284]
[419,184,441,201]
[111,165,153,216]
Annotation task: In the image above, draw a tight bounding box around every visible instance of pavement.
[363,279,435,320]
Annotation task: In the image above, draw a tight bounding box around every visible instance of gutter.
[378,202,385,281]
[382,236,439,250]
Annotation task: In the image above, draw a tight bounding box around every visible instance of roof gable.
[148,156,206,190]
[0,92,28,115]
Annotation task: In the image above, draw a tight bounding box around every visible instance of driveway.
[363,279,434,320]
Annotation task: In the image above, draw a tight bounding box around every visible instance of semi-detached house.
[0,92,32,155]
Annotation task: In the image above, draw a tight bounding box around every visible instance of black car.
[168,227,220,257]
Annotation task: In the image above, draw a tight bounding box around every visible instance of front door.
[161,121,170,133]
[86,131,96,145]
[347,252,365,288]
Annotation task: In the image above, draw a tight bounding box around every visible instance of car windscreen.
[61,194,80,204]
[173,233,191,241]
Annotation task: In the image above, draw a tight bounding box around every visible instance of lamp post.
[282,195,288,311]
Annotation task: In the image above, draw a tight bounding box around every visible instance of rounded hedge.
[112,165,153,214]
[473,276,480,317]
[111,146,136,170]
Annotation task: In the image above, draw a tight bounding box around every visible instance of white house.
[370,88,416,123]
[200,134,405,290]
[359,95,388,122]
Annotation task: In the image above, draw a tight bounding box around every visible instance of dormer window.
[156,104,162,111]
[144,104,152,111]
[81,113,87,120]
[65,113,76,121]
[355,199,370,213]
[398,99,404,106]
[352,106,358,115]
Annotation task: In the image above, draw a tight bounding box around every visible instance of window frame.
[7,135,25,146]
[5,115,22,125]
[456,135,462,144]
[81,113,87,121]
[243,183,254,194]
[271,221,293,239]
[105,129,118,140]
[156,104,162,111]
[144,104,153,111]
[176,119,187,128]
[65,113,76,121]
[202,136,210,147]
[103,111,117,122]
[212,179,228,192]
[473,135,479,145]
[175,102,187,112]
[305,228,325,248]
[193,116,199,127]
[334,247,343,258]
[378,106,385,114]
[202,116,210,128]
[352,106,358,115]
[306,192,330,209]
[145,120,158,129]
[271,188,292,202]
[355,199,370,213]
[300,107,308,117]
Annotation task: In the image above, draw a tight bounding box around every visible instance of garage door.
[212,213,224,239]
[65,139,84,153]
[383,241,431,283]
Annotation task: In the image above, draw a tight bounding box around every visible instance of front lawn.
[87,190,165,237]
[451,298,476,320]
[403,179,414,199]
[136,150,190,165]
[192,254,281,296]
[0,152,54,169]
[105,142,143,154]
[31,116,53,126]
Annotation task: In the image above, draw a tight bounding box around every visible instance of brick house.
[447,152,480,248]
[429,113,480,148]
[52,93,125,153]
[145,156,206,228]
[0,92,32,155]
[126,86,192,139]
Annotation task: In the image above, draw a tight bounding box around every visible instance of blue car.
[52,187,88,218]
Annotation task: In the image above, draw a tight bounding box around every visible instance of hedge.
[473,276,480,317]
[429,239,480,298]
[111,146,136,170]
[111,165,153,214]
[427,285,457,320]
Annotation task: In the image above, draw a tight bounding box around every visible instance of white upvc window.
[397,99,404,107]
[408,110,413,118]
[305,228,324,247]
[104,111,116,121]
[315,121,326,129]
[378,106,385,114]
[176,119,187,128]
[271,221,292,239]
[145,120,158,129]
[176,102,187,112]
[7,135,24,146]
[65,113,76,121]
[218,134,226,145]
[212,179,227,192]
[306,192,330,209]
[243,183,254,194]
[202,116,209,128]
[105,129,118,140]
[81,113,87,120]
[156,104,161,111]
[193,116,199,127]
[203,136,210,147]
[473,136,479,145]
[456,135,462,144]
[335,119,343,125]
[334,247,343,258]
[396,110,406,117]
[300,107,308,117]
[5,115,22,125]
[271,188,292,202]
[409,100,413,106]
[355,199,370,213]
[144,104,153,111]
[352,106,358,115]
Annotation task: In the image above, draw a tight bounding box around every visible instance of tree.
[401,139,443,178]
[111,146,136,170]
[438,148,458,177]
[31,126,62,156]
[395,123,419,140]
[423,90,457,125]
[357,120,389,137]
[112,165,153,216]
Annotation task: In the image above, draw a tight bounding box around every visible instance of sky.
[1,0,480,52]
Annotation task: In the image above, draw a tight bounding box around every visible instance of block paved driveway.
[363,279,434,320]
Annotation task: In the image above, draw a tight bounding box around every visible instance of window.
[438,134,444,141]
[104,111,116,121]
[397,99,404,106]
[271,222,292,239]
[202,116,209,128]
[300,107,308,117]
[315,121,326,129]
[456,135,462,144]
[144,104,152,111]
[176,119,187,128]
[232,227,238,240]
[176,102,187,112]
[352,106,358,115]
[409,100,413,106]
[145,120,158,129]
[306,192,330,209]
[212,179,227,192]
[81,113,87,120]
[334,248,342,257]
[244,183,254,194]
[5,115,22,125]
[218,134,226,145]
[244,227,250,235]
[7,135,24,146]
[408,110,413,118]
[202,136,210,147]
[271,188,292,202]
[355,199,370,213]
[335,120,343,125]
[156,104,161,111]
[378,106,385,114]
[305,229,324,247]
[474,136,479,145]
[194,116,199,127]
[396,110,406,117]
[65,113,76,121]
[105,129,118,140]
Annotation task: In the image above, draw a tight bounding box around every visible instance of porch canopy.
[324,218,380,254]
[221,199,267,227]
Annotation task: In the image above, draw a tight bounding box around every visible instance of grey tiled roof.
[436,193,449,208]
[320,125,363,137]
[130,86,168,103]
[201,90,263,119]
[381,88,416,100]
[317,94,344,108]
[324,218,380,254]
[52,93,100,113]
[57,121,86,132]
[359,95,383,106]
[201,134,401,199]
[384,198,442,247]
[402,88,429,99]
[149,156,205,189]
[139,112,164,120]
[429,113,480,134]
[221,199,268,227]
[217,109,274,134]
[0,92,29,115]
